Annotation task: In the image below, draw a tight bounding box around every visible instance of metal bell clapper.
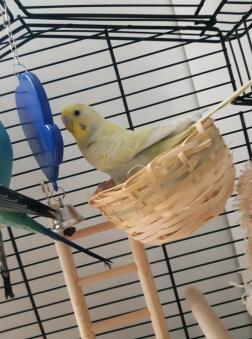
[57,197,85,236]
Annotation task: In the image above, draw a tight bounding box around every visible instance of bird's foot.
[95,179,115,194]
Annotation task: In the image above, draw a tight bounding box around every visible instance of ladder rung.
[77,263,137,286]
[68,222,114,240]
[92,308,150,333]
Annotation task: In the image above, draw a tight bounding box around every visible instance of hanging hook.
[41,181,53,201]
[41,182,66,202]
[12,63,28,76]
[51,187,66,205]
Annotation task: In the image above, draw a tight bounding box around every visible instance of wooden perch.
[54,216,170,338]
[185,286,232,339]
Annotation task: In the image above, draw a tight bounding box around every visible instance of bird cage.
[1,1,252,339]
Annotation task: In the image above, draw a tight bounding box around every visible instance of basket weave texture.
[89,118,235,245]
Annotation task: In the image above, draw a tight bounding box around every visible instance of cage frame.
[0,2,252,338]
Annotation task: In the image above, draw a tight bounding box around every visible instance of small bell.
[41,182,85,236]
[53,196,84,235]
[58,201,85,235]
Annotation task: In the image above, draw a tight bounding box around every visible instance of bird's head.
[61,103,104,143]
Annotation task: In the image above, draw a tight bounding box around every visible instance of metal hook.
[52,187,66,204]
[41,182,66,204]
[12,63,28,76]
[41,181,53,201]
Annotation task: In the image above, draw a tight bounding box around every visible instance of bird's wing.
[0,186,58,219]
[136,114,199,154]
[86,129,151,171]
[86,114,199,171]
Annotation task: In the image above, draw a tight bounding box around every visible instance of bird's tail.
[34,221,112,268]
[1,270,14,299]
[0,212,112,268]
[0,229,14,299]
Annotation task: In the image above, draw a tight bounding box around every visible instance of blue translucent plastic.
[15,71,63,191]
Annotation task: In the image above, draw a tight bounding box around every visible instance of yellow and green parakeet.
[61,104,199,184]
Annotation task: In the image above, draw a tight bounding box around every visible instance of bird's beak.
[62,115,73,133]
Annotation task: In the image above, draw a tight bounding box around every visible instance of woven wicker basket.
[89,81,252,245]
[89,118,234,245]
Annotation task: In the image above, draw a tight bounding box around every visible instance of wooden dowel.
[48,200,95,338]
[128,237,170,339]
[202,79,252,121]
[68,222,114,240]
[77,263,137,286]
[55,241,95,339]
[185,286,232,339]
[92,308,150,333]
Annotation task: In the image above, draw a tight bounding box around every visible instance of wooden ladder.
[55,221,170,339]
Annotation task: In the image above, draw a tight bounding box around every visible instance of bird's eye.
[74,110,81,116]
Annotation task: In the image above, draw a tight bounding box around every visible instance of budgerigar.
[61,104,199,184]
[0,122,111,273]
[0,121,14,299]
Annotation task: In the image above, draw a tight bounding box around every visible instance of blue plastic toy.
[15,71,63,191]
